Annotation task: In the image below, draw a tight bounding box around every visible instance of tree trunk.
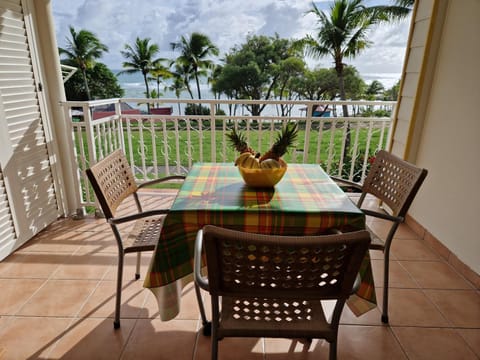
[81,69,91,100]
[194,72,202,115]
[337,70,351,162]
[143,73,151,112]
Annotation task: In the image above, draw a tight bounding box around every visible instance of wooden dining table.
[144,162,376,320]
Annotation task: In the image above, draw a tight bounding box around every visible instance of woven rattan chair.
[86,149,185,329]
[332,150,428,323]
[194,225,371,360]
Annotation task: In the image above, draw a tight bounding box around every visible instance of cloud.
[52,0,410,85]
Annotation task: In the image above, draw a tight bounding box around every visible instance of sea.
[115,71,401,100]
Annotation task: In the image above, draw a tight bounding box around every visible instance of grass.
[123,127,385,168]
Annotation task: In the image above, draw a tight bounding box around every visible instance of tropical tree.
[394,0,414,7]
[303,0,409,156]
[208,64,223,100]
[208,64,224,114]
[59,26,108,100]
[290,67,338,102]
[215,34,301,116]
[170,32,219,100]
[170,62,195,99]
[149,64,172,99]
[166,74,187,114]
[365,80,385,100]
[64,62,124,101]
[273,57,306,116]
[119,37,163,101]
[304,0,410,116]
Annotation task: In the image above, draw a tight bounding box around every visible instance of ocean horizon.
[115,70,401,100]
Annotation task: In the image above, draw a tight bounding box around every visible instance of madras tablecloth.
[144,163,376,319]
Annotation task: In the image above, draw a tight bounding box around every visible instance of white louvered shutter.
[0,170,16,258]
[0,0,60,260]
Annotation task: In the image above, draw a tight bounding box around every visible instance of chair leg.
[135,252,141,280]
[329,340,337,360]
[114,254,125,329]
[211,332,218,360]
[194,281,211,336]
[382,250,390,324]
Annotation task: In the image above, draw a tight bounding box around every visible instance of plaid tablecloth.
[144,163,376,318]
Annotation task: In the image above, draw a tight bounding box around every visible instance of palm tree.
[166,75,187,114]
[304,0,409,116]
[119,37,163,101]
[170,32,219,100]
[59,26,108,100]
[171,62,195,100]
[394,0,414,7]
[150,64,172,98]
[303,0,410,156]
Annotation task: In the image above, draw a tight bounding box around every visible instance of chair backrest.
[202,225,371,301]
[86,149,138,219]
[361,150,428,217]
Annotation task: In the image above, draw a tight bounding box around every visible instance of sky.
[51,0,412,88]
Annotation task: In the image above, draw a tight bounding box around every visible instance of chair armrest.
[194,229,209,291]
[137,175,186,189]
[361,208,404,223]
[330,176,363,191]
[108,209,170,225]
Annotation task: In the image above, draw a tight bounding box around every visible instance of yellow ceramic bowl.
[238,160,287,188]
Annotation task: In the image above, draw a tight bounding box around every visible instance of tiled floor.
[0,192,478,359]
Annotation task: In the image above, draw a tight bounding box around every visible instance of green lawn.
[123,127,385,167]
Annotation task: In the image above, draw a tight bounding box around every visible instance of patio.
[0,191,478,359]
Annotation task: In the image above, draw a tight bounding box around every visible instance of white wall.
[409,0,480,273]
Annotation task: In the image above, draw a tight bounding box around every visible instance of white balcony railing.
[60,98,396,209]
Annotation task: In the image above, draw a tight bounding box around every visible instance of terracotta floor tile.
[78,280,148,320]
[17,230,89,254]
[264,338,326,359]
[368,220,420,241]
[48,318,136,359]
[371,259,419,289]
[336,325,406,360]
[401,260,474,289]
[0,316,71,359]
[121,319,198,360]
[0,252,63,279]
[424,289,480,328]
[17,279,98,317]
[391,239,440,261]
[386,288,450,327]
[103,253,153,282]
[196,334,264,360]
[74,231,118,254]
[0,316,10,332]
[0,278,45,314]
[392,223,423,240]
[0,199,477,359]
[392,326,478,360]
[44,216,105,233]
[263,325,406,360]
[457,329,480,357]
[51,251,115,280]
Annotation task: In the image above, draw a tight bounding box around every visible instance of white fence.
[60,98,396,208]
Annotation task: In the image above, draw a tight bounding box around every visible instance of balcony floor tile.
[0,193,477,359]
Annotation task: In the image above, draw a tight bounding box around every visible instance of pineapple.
[227,128,255,155]
[259,122,298,162]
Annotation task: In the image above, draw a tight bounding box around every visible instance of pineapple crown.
[271,122,298,156]
[227,128,254,154]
